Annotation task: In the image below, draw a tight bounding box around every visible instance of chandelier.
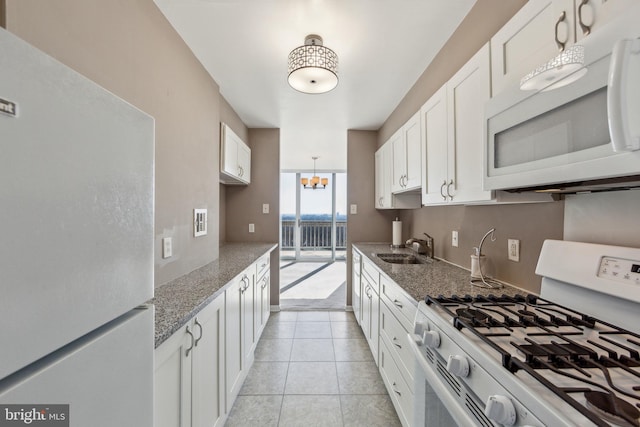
[301,157,328,190]
[288,34,338,94]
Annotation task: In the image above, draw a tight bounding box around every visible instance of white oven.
[409,240,640,427]
[484,9,640,192]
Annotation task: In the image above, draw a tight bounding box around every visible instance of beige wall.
[6,0,223,287]
[225,129,281,303]
[346,130,399,303]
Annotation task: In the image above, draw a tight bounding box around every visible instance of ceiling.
[153,0,476,170]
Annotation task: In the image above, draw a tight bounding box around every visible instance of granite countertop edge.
[150,242,278,348]
[353,242,527,303]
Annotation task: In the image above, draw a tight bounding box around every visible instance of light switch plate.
[452,230,459,247]
[162,237,172,259]
[249,223,255,233]
[262,204,269,214]
[350,204,357,214]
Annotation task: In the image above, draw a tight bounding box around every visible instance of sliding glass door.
[280,172,346,261]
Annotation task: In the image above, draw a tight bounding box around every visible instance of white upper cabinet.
[391,111,422,193]
[220,123,251,185]
[422,43,492,205]
[375,142,421,210]
[375,143,393,209]
[491,0,635,95]
[420,86,448,204]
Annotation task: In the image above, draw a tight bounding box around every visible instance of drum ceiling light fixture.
[288,34,338,94]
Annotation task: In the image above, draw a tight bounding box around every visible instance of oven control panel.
[598,256,640,285]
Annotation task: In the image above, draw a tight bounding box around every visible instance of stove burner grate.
[585,391,640,427]
[455,308,489,323]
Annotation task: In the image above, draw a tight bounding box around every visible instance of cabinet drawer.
[256,254,270,281]
[380,275,416,331]
[380,301,415,390]
[379,338,413,427]
[361,259,380,295]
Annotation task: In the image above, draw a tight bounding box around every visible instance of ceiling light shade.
[302,156,328,189]
[288,34,338,94]
[520,44,587,92]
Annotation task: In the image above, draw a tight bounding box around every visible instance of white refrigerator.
[0,27,155,427]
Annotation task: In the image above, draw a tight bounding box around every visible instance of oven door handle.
[407,333,480,427]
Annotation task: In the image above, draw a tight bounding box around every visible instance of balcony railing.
[281,219,347,251]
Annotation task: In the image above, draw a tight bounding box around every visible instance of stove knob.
[446,355,470,377]
[422,330,440,348]
[413,321,428,336]
[485,395,516,426]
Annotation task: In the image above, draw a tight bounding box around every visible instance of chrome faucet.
[406,233,435,259]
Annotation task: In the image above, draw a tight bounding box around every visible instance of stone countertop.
[353,243,527,304]
[150,242,277,348]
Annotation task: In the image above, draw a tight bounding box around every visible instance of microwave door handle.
[608,38,640,152]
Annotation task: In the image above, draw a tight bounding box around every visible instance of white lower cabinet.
[225,267,254,410]
[354,254,417,427]
[154,252,271,427]
[154,296,225,427]
[255,254,271,341]
[360,261,380,366]
[379,338,413,427]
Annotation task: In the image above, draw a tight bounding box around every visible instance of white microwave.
[484,13,640,193]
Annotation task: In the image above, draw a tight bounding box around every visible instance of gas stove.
[410,240,640,427]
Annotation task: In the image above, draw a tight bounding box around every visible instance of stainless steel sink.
[374,253,428,264]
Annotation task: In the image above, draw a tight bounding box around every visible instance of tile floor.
[225,310,402,427]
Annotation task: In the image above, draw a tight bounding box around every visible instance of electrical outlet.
[194,209,207,237]
[350,204,358,214]
[162,237,172,259]
[452,230,459,247]
[508,239,520,262]
[262,204,269,214]
[249,223,255,233]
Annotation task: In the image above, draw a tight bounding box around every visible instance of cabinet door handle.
[439,180,447,201]
[577,0,591,36]
[262,276,269,289]
[392,382,402,396]
[393,337,402,349]
[194,318,203,347]
[185,326,195,357]
[393,299,403,309]
[446,179,454,201]
[555,11,567,51]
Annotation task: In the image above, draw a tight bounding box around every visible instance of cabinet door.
[447,43,492,204]
[242,272,256,366]
[390,130,406,193]
[491,0,574,94]
[154,324,193,427]
[403,112,422,191]
[221,124,240,178]
[192,296,225,427]
[574,0,637,42]
[374,145,393,209]
[225,276,244,410]
[420,86,448,205]
[351,250,362,325]
[256,270,270,339]
[237,141,251,183]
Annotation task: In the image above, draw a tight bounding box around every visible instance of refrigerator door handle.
[185,326,195,357]
[194,318,203,347]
